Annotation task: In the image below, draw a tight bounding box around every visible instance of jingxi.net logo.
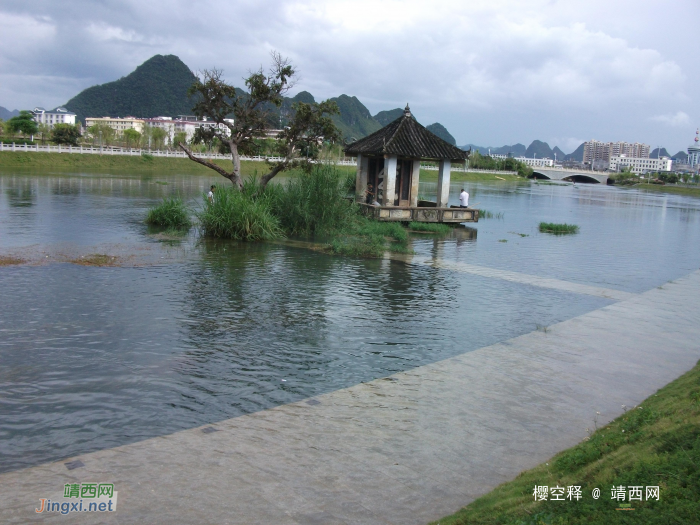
[36,483,117,515]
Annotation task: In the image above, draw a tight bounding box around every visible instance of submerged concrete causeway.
[2,270,699,524]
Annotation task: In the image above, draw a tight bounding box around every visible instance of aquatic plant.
[539,222,580,234]
[197,185,283,241]
[408,222,451,234]
[145,196,192,229]
[479,209,504,220]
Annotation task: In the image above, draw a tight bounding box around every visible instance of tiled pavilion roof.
[344,105,469,161]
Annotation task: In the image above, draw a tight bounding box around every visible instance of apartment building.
[583,140,650,166]
[32,107,76,128]
[84,117,145,135]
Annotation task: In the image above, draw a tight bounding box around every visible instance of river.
[1,168,699,473]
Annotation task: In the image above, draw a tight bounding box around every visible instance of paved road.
[2,270,699,524]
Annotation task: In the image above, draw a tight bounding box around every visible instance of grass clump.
[539,222,580,234]
[408,222,451,234]
[197,182,283,241]
[70,254,120,266]
[326,235,385,258]
[432,359,700,525]
[145,196,192,229]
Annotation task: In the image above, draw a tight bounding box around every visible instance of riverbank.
[632,182,700,198]
[433,359,700,525]
[0,151,521,183]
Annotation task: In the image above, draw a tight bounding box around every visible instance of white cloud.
[650,111,691,127]
[0,0,697,150]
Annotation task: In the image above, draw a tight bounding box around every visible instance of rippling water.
[1,169,699,473]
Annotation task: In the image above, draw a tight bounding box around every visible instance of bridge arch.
[531,171,551,180]
[562,175,601,184]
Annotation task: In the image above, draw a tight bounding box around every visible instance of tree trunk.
[229,142,243,190]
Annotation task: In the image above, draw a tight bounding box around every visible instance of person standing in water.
[459,188,469,208]
[207,185,216,203]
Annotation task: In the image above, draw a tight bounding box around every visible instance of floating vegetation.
[70,254,120,267]
[539,222,580,234]
[0,255,25,266]
[479,209,504,220]
[498,239,508,243]
[146,196,192,229]
[509,231,529,237]
[408,222,451,234]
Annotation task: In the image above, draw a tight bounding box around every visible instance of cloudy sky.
[0,0,697,153]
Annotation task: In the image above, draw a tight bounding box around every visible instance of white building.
[489,154,554,167]
[609,155,672,174]
[142,117,234,144]
[32,107,76,128]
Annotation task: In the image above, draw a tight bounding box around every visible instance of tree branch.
[178,142,233,180]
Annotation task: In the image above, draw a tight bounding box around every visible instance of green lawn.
[431,360,700,525]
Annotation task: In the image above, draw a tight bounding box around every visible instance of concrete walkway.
[2,270,699,524]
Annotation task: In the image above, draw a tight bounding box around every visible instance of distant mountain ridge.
[0,106,19,120]
[57,54,460,143]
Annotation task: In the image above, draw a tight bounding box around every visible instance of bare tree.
[179,52,340,189]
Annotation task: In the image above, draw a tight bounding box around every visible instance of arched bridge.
[532,167,608,184]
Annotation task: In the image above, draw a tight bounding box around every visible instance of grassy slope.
[420,170,524,183]
[432,360,700,525]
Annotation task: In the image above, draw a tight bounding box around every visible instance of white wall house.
[32,107,76,128]
[609,155,672,174]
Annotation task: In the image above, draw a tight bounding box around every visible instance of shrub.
[145,197,192,229]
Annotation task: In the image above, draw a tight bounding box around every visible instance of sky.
[0,0,698,154]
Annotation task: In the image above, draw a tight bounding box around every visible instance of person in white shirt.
[459,189,469,208]
[207,185,216,203]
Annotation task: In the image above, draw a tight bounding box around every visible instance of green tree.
[123,128,141,148]
[151,127,167,150]
[0,119,5,137]
[7,111,38,138]
[181,51,340,189]
[173,131,187,148]
[87,124,115,146]
[37,123,51,144]
[51,124,81,146]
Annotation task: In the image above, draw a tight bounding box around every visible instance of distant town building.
[609,155,672,174]
[32,107,76,128]
[142,117,234,143]
[491,154,553,167]
[688,129,700,168]
[85,117,145,135]
[583,140,650,168]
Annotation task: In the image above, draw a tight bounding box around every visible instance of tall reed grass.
[197,182,283,241]
[145,196,192,229]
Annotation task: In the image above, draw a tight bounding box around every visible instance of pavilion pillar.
[410,159,421,207]
[436,159,451,208]
[355,154,369,202]
[383,155,397,206]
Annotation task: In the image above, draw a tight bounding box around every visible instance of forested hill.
[64,55,198,123]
